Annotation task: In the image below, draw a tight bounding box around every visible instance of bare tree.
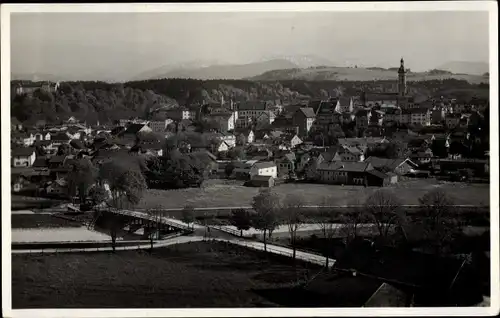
[252,188,281,252]
[283,194,305,260]
[418,188,458,254]
[316,196,342,268]
[364,189,404,246]
[181,205,195,230]
[339,198,368,245]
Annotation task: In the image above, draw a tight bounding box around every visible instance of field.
[12,241,321,308]
[138,179,490,210]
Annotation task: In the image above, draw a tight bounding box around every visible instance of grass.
[12,241,321,308]
[12,214,82,229]
[138,179,490,210]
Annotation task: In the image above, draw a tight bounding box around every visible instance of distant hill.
[132,59,299,81]
[435,61,489,76]
[130,59,227,81]
[248,66,488,84]
[11,73,66,82]
[254,54,336,68]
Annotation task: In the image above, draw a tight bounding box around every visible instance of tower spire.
[398,57,407,97]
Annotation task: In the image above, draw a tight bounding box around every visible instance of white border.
[1,2,498,317]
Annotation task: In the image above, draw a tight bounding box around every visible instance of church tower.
[398,57,407,96]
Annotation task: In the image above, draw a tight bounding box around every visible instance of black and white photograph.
[1,2,498,317]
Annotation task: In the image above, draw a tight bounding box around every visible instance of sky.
[10,11,490,82]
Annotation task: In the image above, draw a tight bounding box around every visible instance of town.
[7,7,494,313]
[10,59,491,308]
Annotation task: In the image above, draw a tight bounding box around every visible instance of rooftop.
[317,161,373,172]
[297,107,316,118]
[253,161,277,169]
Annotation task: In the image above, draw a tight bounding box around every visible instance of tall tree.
[364,189,404,246]
[67,158,98,204]
[99,160,147,251]
[230,208,253,237]
[147,205,164,252]
[252,188,281,252]
[282,194,305,260]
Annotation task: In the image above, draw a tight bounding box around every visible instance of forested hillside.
[11,78,489,125]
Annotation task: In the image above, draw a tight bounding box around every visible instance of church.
[361,58,415,109]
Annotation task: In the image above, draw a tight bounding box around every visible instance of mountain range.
[435,61,489,76]
[12,58,489,84]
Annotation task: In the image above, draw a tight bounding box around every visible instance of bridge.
[89,208,197,237]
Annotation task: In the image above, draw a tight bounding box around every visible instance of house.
[398,109,411,125]
[355,109,372,129]
[249,175,275,188]
[383,108,402,124]
[11,147,36,167]
[370,109,385,126]
[164,107,197,121]
[445,113,462,129]
[34,140,58,155]
[11,117,23,131]
[431,108,446,125]
[364,157,418,175]
[338,137,389,152]
[33,131,52,142]
[217,132,236,148]
[338,146,365,162]
[292,107,316,137]
[279,134,303,150]
[236,101,274,125]
[410,150,433,165]
[315,161,379,186]
[50,132,71,147]
[234,128,255,145]
[409,108,431,126]
[12,132,35,147]
[255,110,277,128]
[314,100,341,131]
[207,111,238,132]
[232,160,259,179]
[249,161,278,179]
[274,153,296,178]
[213,140,230,153]
[140,142,164,157]
[338,97,354,113]
[147,119,173,133]
[45,179,68,197]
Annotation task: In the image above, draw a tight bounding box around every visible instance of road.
[12,235,333,267]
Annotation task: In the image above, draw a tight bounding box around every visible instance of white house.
[409,108,431,126]
[219,133,236,148]
[12,148,36,167]
[249,161,278,179]
[12,132,35,147]
[33,131,51,142]
[214,140,230,152]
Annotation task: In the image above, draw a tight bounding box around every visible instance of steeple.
[398,57,405,74]
[398,57,407,96]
